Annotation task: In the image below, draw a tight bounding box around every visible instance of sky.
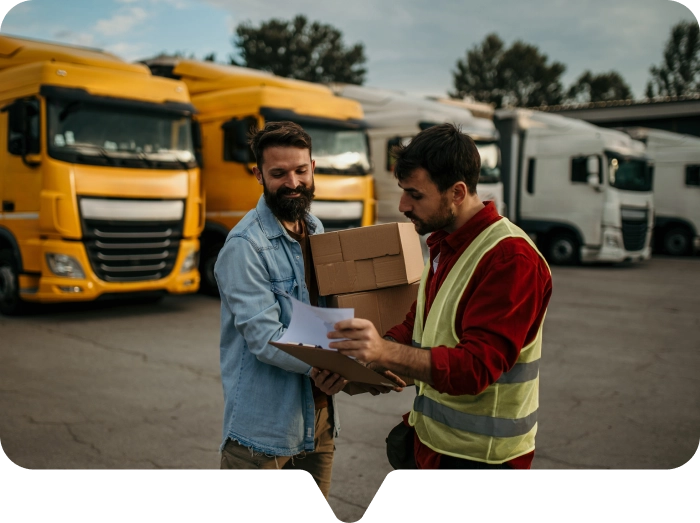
[1,0,698,100]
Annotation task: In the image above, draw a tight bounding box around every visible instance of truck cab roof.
[0,34,148,75]
[334,84,497,140]
[140,57,330,96]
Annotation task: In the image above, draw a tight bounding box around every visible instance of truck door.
[0,98,43,248]
[519,142,604,247]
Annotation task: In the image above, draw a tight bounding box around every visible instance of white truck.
[620,128,700,256]
[494,109,654,265]
[331,84,505,224]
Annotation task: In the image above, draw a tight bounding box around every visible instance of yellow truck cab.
[0,36,203,314]
[142,58,375,295]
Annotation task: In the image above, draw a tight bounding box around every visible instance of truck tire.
[199,241,224,297]
[547,233,579,265]
[0,250,29,316]
[663,227,691,256]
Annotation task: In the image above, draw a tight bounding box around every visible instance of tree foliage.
[231,15,366,85]
[646,21,700,98]
[451,33,566,108]
[566,70,632,103]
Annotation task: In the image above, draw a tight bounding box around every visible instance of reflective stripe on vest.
[409,216,550,464]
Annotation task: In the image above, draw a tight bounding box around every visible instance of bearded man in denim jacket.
[214,121,348,497]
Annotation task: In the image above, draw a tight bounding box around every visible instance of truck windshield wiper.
[141,151,192,170]
[71,143,116,160]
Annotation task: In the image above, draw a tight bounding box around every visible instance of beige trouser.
[220,407,335,498]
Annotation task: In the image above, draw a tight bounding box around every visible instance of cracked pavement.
[1,257,699,522]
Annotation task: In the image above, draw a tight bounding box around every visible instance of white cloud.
[104,41,146,61]
[94,6,148,37]
[52,29,95,47]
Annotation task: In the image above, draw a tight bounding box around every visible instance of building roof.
[532,94,700,122]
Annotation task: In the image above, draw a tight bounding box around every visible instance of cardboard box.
[327,282,419,336]
[328,283,419,389]
[310,223,424,296]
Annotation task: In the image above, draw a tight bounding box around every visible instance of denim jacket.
[214,195,340,456]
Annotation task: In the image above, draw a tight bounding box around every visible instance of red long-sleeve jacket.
[386,202,552,469]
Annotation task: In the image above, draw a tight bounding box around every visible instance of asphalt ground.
[1,256,699,521]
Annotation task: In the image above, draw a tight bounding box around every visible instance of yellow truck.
[142,58,375,295]
[0,36,203,314]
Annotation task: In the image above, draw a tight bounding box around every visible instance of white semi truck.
[620,128,700,256]
[494,109,654,265]
[332,84,505,224]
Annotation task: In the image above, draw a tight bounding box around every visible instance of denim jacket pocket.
[271,278,298,327]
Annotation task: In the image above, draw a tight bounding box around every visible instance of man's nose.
[283,172,300,189]
[398,193,411,213]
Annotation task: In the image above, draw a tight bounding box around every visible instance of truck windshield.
[606,153,653,192]
[475,141,501,184]
[303,125,371,175]
[47,99,196,170]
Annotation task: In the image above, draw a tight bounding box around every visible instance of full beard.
[404,196,455,235]
[263,179,316,224]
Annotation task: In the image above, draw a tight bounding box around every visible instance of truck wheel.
[199,242,224,297]
[663,227,691,256]
[547,233,579,265]
[0,250,28,316]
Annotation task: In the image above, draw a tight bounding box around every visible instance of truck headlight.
[46,253,85,279]
[604,232,620,248]
[181,250,199,273]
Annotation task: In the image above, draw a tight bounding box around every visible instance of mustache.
[404,212,419,221]
[278,185,311,196]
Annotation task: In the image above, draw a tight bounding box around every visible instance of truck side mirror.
[4,99,41,167]
[191,120,203,168]
[222,116,257,164]
[586,155,601,190]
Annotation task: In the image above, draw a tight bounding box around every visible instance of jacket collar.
[255,194,320,240]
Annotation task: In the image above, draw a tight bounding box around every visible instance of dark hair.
[392,123,481,194]
[248,121,313,170]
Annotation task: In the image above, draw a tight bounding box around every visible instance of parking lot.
[1,256,699,522]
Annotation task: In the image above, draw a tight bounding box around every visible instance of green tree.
[231,15,366,84]
[566,70,632,103]
[451,33,566,108]
[646,21,700,98]
[450,34,505,106]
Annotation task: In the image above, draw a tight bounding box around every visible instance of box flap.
[310,232,344,264]
[316,261,356,296]
[397,223,426,282]
[338,223,402,261]
[373,255,410,288]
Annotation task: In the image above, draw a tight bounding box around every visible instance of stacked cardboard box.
[310,223,424,336]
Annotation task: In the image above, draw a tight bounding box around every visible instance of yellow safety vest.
[408,217,550,464]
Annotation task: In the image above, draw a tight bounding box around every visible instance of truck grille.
[82,219,182,282]
[620,208,648,252]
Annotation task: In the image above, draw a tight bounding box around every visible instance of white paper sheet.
[277,297,354,350]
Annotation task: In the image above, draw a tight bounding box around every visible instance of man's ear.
[252,166,263,186]
[452,181,468,205]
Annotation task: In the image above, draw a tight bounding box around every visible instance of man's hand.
[310,368,348,395]
[327,318,390,366]
[360,362,406,391]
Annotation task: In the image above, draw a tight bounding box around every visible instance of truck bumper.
[20,238,200,303]
[580,227,651,263]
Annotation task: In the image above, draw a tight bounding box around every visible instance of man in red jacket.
[328,123,552,469]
